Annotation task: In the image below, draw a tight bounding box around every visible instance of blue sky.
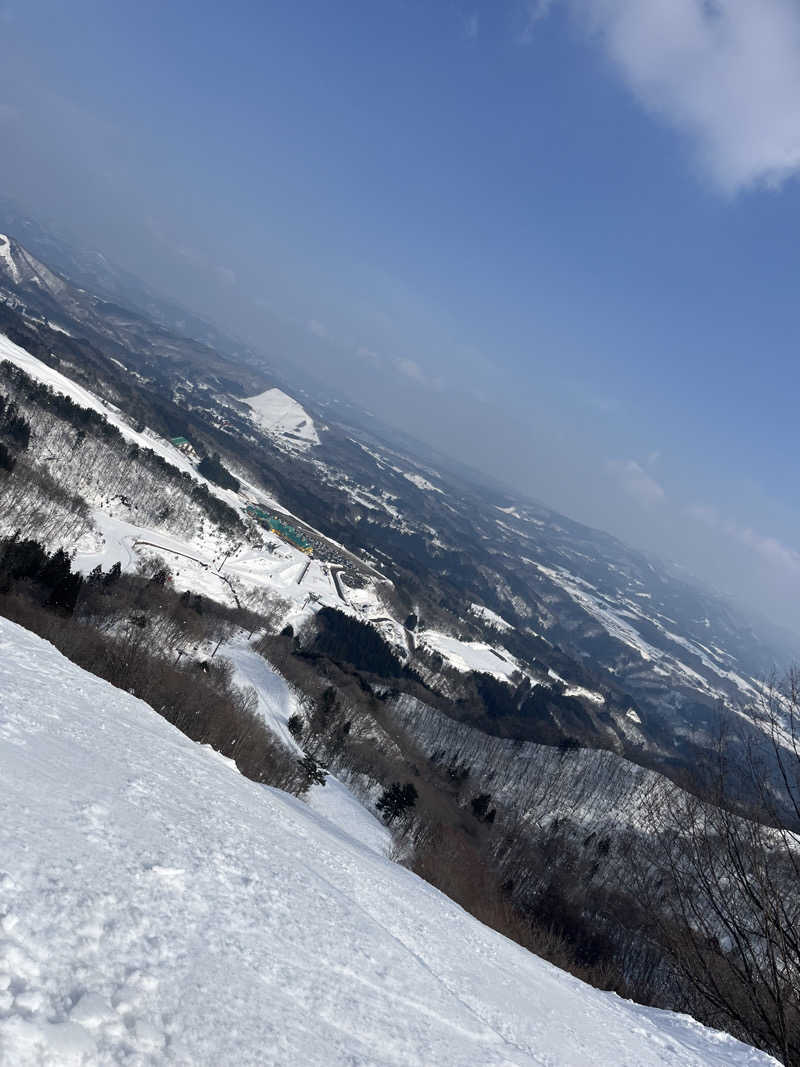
[2,0,800,630]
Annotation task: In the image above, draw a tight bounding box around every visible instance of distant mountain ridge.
[0,219,794,786]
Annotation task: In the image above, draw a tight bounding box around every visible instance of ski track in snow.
[0,616,778,1066]
[223,636,392,857]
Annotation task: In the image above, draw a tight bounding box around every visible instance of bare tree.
[635,686,800,1065]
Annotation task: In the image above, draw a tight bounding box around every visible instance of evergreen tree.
[102,562,122,587]
[287,714,304,742]
[297,752,326,787]
[376,782,418,823]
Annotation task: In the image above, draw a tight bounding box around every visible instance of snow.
[0,331,253,517]
[0,234,20,283]
[222,634,305,750]
[564,685,606,706]
[0,615,779,1066]
[223,635,392,855]
[470,602,513,632]
[306,776,393,857]
[418,630,520,680]
[72,508,355,625]
[403,472,442,493]
[244,388,320,452]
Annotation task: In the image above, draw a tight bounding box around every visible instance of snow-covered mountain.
[0,233,68,297]
[0,218,795,781]
[0,615,778,1067]
[243,387,320,452]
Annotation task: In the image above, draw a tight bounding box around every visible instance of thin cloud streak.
[606,458,665,508]
[688,503,800,579]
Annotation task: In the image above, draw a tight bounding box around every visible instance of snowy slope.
[0,235,20,283]
[418,629,521,680]
[223,635,392,856]
[0,331,254,516]
[0,616,778,1066]
[243,387,320,452]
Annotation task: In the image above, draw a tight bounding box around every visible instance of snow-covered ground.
[0,615,778,1066]
[0,235,20,283]
[222,634,306,750]
[403,472,441,493]
[470,602,513,632]
[0,331,394,632]
[243,388,320,452]
[222,634,392,855]
[70,506,361,628]
[417,629,521,680]
[0,331,262,519]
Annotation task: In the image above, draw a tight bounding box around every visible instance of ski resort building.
[170,436,198,459]
[246,504,313,554]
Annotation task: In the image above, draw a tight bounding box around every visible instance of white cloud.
[393,357,444,390]
[308,319,328,339]
[528,0,800,192]
[687,503,800,578]
[607,458,665,508]
[686,502,719,526]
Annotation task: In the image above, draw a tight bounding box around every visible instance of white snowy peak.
[0,233,68,296]
[244,387,320,452]
[0,615,779,1066]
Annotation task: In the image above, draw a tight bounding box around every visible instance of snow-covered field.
[470,602,513,632]
[418,629,521,680]
[0,615,777,1066]
[70,509,346,627]
[243,388,320,452]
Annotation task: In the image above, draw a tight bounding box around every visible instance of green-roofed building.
[246,505,313,554]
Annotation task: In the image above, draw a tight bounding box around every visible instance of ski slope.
[418,629,521,680]
[0,616,778,1066]
[243,388,320,452]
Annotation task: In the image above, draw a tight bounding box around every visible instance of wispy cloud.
[308,318,328,339]
[516,0,555,43]
[394,357,444,390]
[356,344,381,363]
[688,504,800,578]
[522,0,800,193]
[607,458,665,508]
[464,10,479,40]
[395,357,427,383]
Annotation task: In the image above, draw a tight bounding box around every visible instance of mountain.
[0,227,267,393]
[0,614,778,1067]
[1,223,798,1060]
[0,225,795,777]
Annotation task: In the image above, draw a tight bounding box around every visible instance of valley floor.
[0,616,779,1066]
